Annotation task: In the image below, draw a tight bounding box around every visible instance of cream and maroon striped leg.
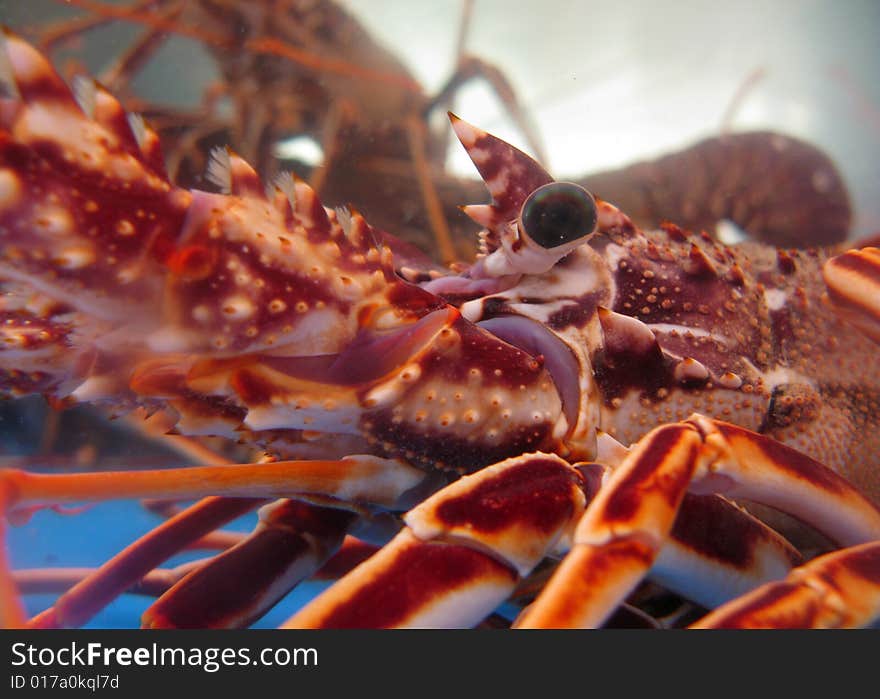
[283,453,589,629]
[142,499,356,629]
[648,492,802,609]
[284,450,811,628]
[311,537,381,580]
[823,247,880,344]
[515,415,880,628]
[595,430,804,609]
[691,541,880,628]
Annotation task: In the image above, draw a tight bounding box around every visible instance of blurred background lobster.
[2,0,872,259]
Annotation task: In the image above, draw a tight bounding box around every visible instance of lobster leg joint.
[284,453,588,628]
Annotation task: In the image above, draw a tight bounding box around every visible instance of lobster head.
[0,31,576,473]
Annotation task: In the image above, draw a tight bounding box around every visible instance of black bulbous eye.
[519,182,597,249]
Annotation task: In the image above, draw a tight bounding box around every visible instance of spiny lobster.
[0,31,879,629]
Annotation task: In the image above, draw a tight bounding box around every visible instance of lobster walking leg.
[142,499,356,629]
[13,562,201,599]
[0,456,426,515]
[284,453,589,629]
[12,535,379,600]
[515,415,880,629]
[691,542,880,628]
[0,456,426,626]
[26,496,264,629]
[823,247,880,344]
[283,447,803,628]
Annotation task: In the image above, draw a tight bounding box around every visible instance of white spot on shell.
[116,219,135,236]
[147,326,201,352]
[34,206,73,236]
[648,323,731,345]
[485,169,510,197]
[55,245,95,269]
[674,357,709,383]
[268,299,287,314]
[763,288,788,311]
[718,372,743,389]
[221,295,255,320]
[109,154,143,182]
[399,364,422,383]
